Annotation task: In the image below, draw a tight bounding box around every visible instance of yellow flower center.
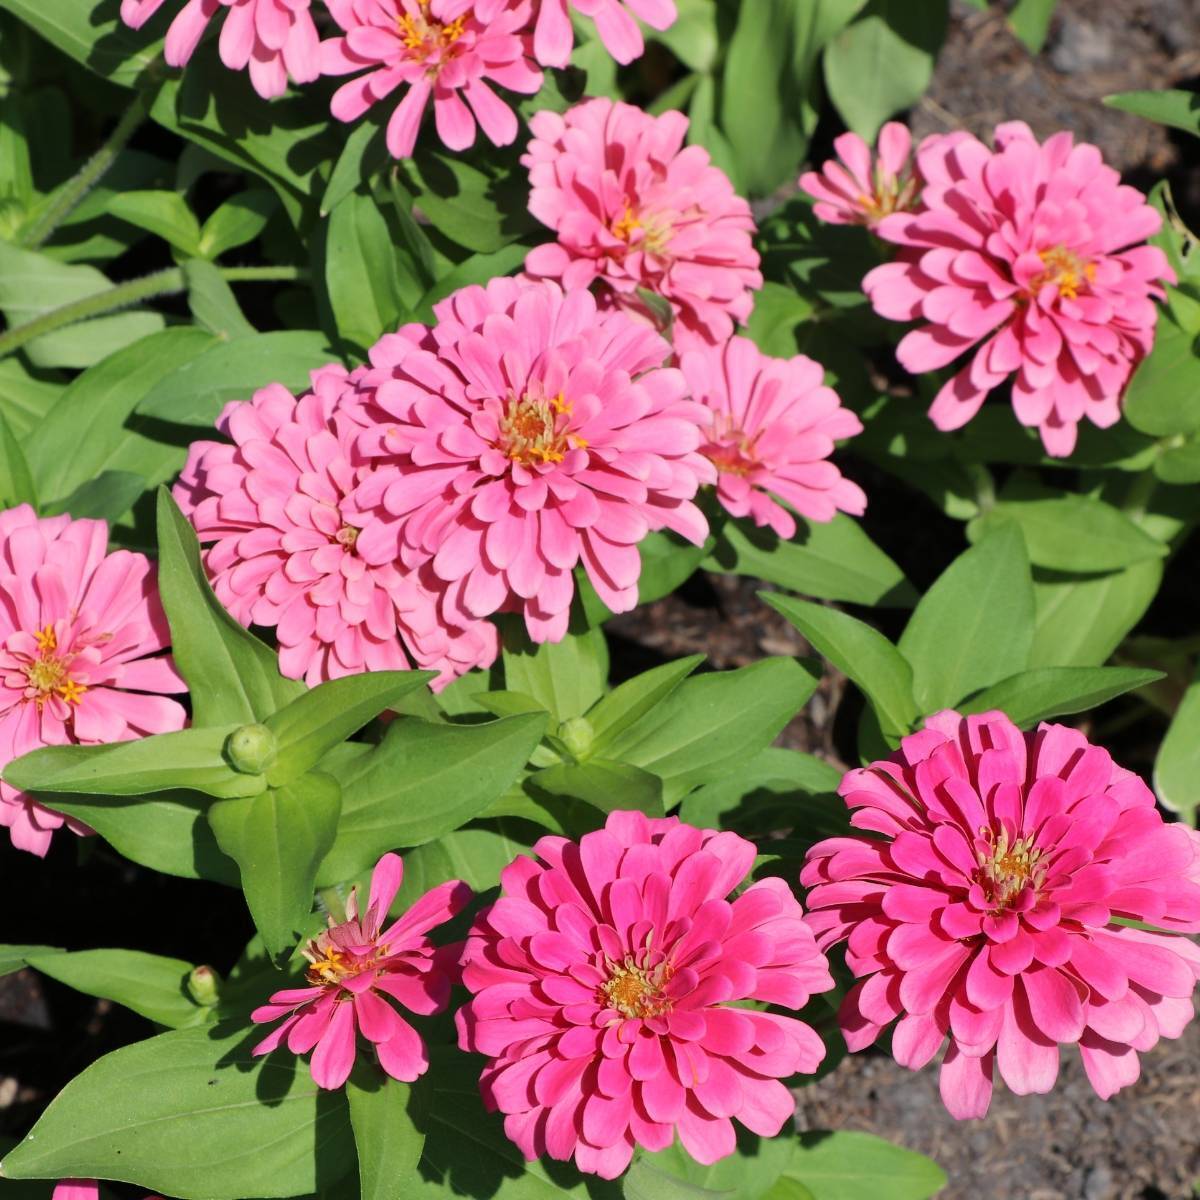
[704,418,760,477]
[304,938,388,987]
[611,202,673,255]
[498,391,587,467]
[600,957,673,1019]
[977,827,1044,909]
[24,624,87,707]
[334,524,359,550]
[397,0,467,59]
[1031,245,1095,301]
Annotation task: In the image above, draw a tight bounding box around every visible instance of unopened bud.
[187,965,221,1007]
[559,716,594,761]
[225,723,277,774]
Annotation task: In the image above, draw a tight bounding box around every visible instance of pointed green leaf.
[1105,88,1200,138]
[785,1131,945,1200]
[0,406,34,508]
[0,945,64,977]
[501,616,609,723]
[1155,661,1200,823]
[107,189,203,256]
[43,469,145,523]
[185,258,256,340]
[346,1064,426,1200]
[587,655,705,754]
[529,760,664,818]
[198,189,276,258]
[959,666,1163,728]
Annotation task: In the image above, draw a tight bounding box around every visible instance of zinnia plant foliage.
[2,0,1200,1198]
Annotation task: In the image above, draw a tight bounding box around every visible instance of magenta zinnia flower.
[681,336,867,537]
[120,0,320,99]
[252,852,471,1088]
[174,365,497,690]
[347,278,715,643]
[863,121,1174,456]
[318,0,543,159]
[456,810,834,1178]
[799,122,921,229]
[0,507,186,858]
[801,710,1200,1119]
[522,99,763,352]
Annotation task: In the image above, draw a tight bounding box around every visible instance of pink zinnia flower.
[863,121,1174,456]
[119,0,319,99]
[522,99,763,352]
[799,122,921,229]
[681,336,867,538]
[0,507,186,858]
[251,852,471,1088]
[801,710,1200,1119]
[456,810,834,1178]
[318,0,543,160]
[174,365,496,690]
[347,278,715,643]
[53,1183,163,1200]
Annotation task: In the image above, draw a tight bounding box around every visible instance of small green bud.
[559,716,594,761]
[187,964,221,1007]
[225,723,277,774]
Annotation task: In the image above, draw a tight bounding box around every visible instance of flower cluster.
[801,710,1200,1118]
[0,506,187,857]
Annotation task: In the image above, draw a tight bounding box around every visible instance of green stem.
[0,265,306,361]
[19,94,150,250]
[1122,469,1158,522]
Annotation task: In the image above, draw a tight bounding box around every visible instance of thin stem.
[0,265,307,361]
[1121,468,1158,522]
[19,94,150,250]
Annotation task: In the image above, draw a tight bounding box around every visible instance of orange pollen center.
[600,958,673,1019]
[498,392,587,466]
[397,1,466,58]
[24,625,86,707]
[977,827,1043,909]
[611,202,673,255]
[1030,245,1095,300]
[303,940,388,987]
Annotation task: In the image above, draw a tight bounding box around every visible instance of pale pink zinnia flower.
[681,336,867,538]
[251,852,471,1088]
[347,278,715,643]
[53,1183,163,1200]
[174,365,497,690]
[0,507,186,858]
[863,121,1174,456]
[119,0,320,99]
[522,98,763,352]
[456,810,834,1178]
[318,0,543,160]
[800,122,921,229]
[801,710,1200,1119]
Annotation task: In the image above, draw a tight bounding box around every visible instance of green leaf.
[824,0,948,142]
[316,714,546,885]
[637,1135,796,1200]
[392,822,537,908]
[263,671,435,787]
[1155,661,1200,823]
[27,949,202,1029]
[0,241,164,368]
[745,280,816,356]
[408,243,530,323]
[602,658,821,805]
[322,115,388,217]
[501,617,609,723]
[707,515,915,608]
[636,528,714,604]
[43,470,146,523]
[785,1131,945,1200]
[347,1066,426,1200]
[209,772,342,960]
[185,258,256,340]
[967,490,1167,572]
[529,760,664,818]
[198,189,276,258]
[156,488,305,727]
[1122,296,1200,437]
[899,523,1035,712]
[587,655,705,754]
[1105,88,1200,138]
[651,0,719,71]
[23,326,216,502]
[138,330,336,425]
[0,1025,355,1198]
[0,944,63,977]
[108,189,203,256]
[0,406,34,508]
[959,666,1163,728]
[765,593,918,741]
[0,357,61,439]
[1008,0,1058,52]
[626,1159,734,1200]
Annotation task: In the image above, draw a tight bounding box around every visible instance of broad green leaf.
[185,258,256,340]
[264,671,435,786]
[209,772,342,960]
[637,529,714,605]
[1105,88,1200,138]
[0,241,163,368]
[625,1159,734,1200]
[968,491,1166,572]
[347,1065,426,1200]
[959,666,1163,728]
[26,949,202,1029]
[1122,298,1200,437]
[44,790,240,886]
[638,1135,796,1200]
[745,280,815,356]
[765,594,918,741]
[322,115,388,217]
[108,189,203,256]
[0,406,34,508]
[1007,0,1058,52]
[138,330,336,425]
[316,714,546,885]
[529,760,664,818]
[501,617,609,723]
[43,469,146,523]
[409,243,530,323]
[824,0,947,142]
[198,189,276,258]
[1154,661,1200,822]
[587,655,705,754]
[392,821,538,908]
[651,0,718,72]
[785,1131,946,1200]
[23,326,215,503]
[707,515,915,608]
[156,489,305,727]
[1155,438,1200,485]
[0,944,63,977]
[899,523,1035,712]
[0,1025,355,1198]
[0,357,61,438]
[1030,559,1162,668]
[602,657,821,805]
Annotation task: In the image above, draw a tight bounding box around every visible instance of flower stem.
[19,94,150,250]
[1122,469,1158,522]
[0,265,306,361]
